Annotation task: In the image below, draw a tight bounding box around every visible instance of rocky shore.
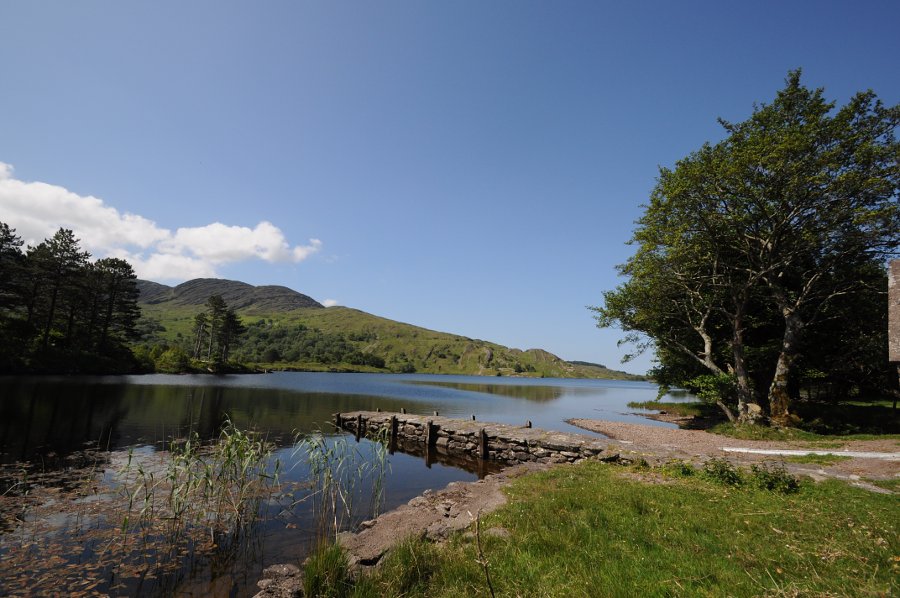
[253,415,898,596]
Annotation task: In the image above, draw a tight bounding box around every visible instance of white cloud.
[160,221,322,265]
[322,299,339,307]
[0,161,322,281]
[111,250,219,281]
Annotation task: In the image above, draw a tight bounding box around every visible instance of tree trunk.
[768,310,804,425]
[207,323,215,361]
[101,285,117,349]
[716,400,737,422]
[731,308,753,422]
[41,282,60,350]
[193,324,205,359]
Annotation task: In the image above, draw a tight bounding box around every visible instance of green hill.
[136,279,644,380]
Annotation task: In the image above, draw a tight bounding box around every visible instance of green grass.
[871,478,900,493]
[782,453,853,465]
[303,543,355,598]
[710,422,900,444]
[345,462,898,597]
[627,400,712,418]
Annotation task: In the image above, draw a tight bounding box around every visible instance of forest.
[0,223,141,373]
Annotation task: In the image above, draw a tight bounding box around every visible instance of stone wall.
[336,411,606,466]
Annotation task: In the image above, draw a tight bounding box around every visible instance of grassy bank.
[626,400,715,419]
[628,399,900,441]
[311,461,898,597]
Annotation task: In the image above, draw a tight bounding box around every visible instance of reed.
[295,429,390,540]
[115,418,280,560]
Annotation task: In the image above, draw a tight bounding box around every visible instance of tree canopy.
[594,71,899,424]
[190,294,247,368]
[0,223,142,373]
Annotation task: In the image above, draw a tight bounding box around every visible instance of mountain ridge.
[137,278,643,380]
[137,279,323,311]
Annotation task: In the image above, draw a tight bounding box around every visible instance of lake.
[0,373,686,596]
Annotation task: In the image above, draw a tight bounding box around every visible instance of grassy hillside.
[137,279,644,380]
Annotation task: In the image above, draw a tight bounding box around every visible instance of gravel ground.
[568,418,900,483]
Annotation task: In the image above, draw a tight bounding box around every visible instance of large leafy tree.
[595,71,899,425]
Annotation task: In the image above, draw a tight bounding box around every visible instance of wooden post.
[479,428,488,460]
[389,415,398,454]
[434,410,439,416]
[356,414,363,441]
[525,420,532,428]
[376,407,381,412]
[334,413,341,430]
[426,419,435,447]
[471,414,476,421]
[401,407,406,414]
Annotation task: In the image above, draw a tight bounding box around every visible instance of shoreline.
[253,413,898,596]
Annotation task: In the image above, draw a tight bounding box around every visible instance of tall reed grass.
[295,428,390,540]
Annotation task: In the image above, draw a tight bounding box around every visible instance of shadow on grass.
[631,399,899,437]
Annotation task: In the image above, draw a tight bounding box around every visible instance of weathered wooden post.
[525,420,532,428]
[334,413,341,431]
[433,410,439,416]
[889,260,900,411]
[479,428,488,460]
[389,415,398,454]
[355,414,363,441]
[426,419,436,447]
[471,414,476,421]
[401,407,406,414]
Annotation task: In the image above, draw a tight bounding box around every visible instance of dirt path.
[568,418,900,483]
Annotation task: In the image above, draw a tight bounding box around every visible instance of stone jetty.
[335,411,608,465]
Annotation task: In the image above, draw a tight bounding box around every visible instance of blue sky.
[1,1,898,374]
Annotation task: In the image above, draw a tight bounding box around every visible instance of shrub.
[750,462,800,494]
[687,373,738,405]
[702,458,743,486]
[154,346,191,373]
[662,459,696,477]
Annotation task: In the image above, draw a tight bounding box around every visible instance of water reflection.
[403,380,567,402]
[0,378,400,466]
[0,373,685,597]
[0,374,683,469]
[387,436,503,478]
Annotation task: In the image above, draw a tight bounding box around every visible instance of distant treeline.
[0,223,141,373]
[232,320,386,369]
[136,317,388,373]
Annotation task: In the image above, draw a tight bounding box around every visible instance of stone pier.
[335,411,607,465]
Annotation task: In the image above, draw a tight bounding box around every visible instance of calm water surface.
[0,373,685,596]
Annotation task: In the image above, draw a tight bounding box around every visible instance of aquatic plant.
[0,420,282,595]
[117,418,280,545]
[295,430,390,539]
